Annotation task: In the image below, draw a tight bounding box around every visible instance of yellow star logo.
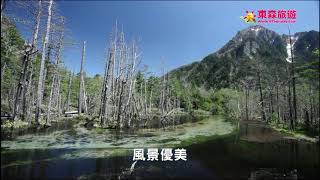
[240,11,256,24]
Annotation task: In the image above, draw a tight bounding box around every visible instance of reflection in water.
[248,168,298,180]
[1,117,319,180]
[239,121,284,142]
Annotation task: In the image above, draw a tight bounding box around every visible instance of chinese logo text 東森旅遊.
[240,10,296,24]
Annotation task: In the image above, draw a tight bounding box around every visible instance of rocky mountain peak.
[215,25,284,59]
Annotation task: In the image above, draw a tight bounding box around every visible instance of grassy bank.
[269,123,319,143]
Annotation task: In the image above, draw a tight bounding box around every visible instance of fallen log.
[64,111,78,114]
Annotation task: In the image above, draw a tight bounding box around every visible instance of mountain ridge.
[169,25,319,89]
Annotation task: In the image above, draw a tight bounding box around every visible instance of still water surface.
[1,116,319,180]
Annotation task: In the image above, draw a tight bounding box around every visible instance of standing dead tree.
[124,40,139,127]
[46,17,65,125]
[11,0,42,121]
[1,0,6,23]
[35,0,53,124]
[240,76,254,121]
[114,30,127,128]
[12,43,33,121]
[64,71,73,113]
[159,62,166,116]
[78,41,88,115]
[98,22,182,129]
[24,0,43,123]
[288,28,298,129]
[100,26,117,126]
[157,62,177,128]
[100,22,143,128]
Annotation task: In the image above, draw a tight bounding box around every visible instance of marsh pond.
[1,115,318,180]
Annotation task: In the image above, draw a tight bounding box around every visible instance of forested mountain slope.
[170,25,319,89]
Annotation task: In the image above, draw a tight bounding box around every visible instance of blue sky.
[12,1,320,76]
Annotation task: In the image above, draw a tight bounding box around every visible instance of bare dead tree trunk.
[78,41,86,115]
[115,31,127,128]
[257,70,266,122]
[46,75,55,125]
[1,62,6,82]
[12,1,44,121]
[100,49,115,125]
[24,0,42,123]
[65,71,73,112]
[288,28,297,128]
[100,29,117,125]
[116,80,125,128]
[149,87,153,113]
[82,78,88,113]
[46,20,64,123]
[144,78,147,115]
[55,19,65,118]
[308,83,314,132]
[276,84,280,124]
[166,71,170,112]
[128,79,139,127]
[288,72,294,130]
[35,0,53,124]
[245,87,249,121]
[9,75,16,113]
[269,87,274,121]
[160,65,166,115]
[1,0,7,23]
[123,41,137,127]
[12,43,32,121]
